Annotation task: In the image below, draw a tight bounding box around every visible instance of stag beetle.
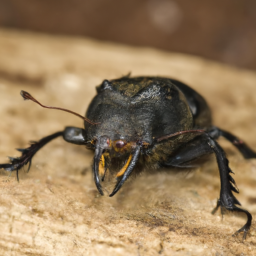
[0,76,255,239]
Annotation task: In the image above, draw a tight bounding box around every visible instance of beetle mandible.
[0,76,255,239]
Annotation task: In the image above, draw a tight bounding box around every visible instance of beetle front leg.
[0,131,63,180]
[206,134,252,239]
[163,134,252,239]
[0,127,87,180]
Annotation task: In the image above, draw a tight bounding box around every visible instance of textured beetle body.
[0,76,255,239]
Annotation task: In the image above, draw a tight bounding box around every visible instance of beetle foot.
[0,144,38,181]
[232,224,250,240]
[231,205,252,240]
[0,132,63,181]
[211,198,252,240]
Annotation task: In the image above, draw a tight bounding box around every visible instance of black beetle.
[0,76,255,239]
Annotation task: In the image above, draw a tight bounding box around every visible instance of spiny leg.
[0,127,88,180]
[206,134,251,239]
[0,131,63,180]
[163,133,252,239]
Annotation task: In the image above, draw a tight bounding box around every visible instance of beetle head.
[87,119,145,196]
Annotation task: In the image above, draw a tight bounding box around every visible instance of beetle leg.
[208,126,256,159]
[164,134,252,239]
[206,134,251,239]
[63,126,87,145]
[0,126,89,180]
[109,145,141,197]
[0,131,63,179]
[162,135,212,168]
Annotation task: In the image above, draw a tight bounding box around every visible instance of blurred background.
[0,0,256,71]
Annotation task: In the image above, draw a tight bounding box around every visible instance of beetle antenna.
[156,129,206,142]
[20,90,97,125]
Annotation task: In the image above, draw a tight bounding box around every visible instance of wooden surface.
[0,29,256,256]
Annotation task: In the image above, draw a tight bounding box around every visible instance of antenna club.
[20,90,30,100]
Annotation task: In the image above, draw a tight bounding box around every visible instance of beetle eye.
[115,140,126,148]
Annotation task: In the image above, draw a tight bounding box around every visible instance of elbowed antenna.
[20,90,97,125]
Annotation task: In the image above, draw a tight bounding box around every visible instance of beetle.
[0,76,255,239]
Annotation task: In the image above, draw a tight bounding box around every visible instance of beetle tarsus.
[0,131,63,178]
[212,199,251,240]
[220,204,251,240]
[233,222,251,240]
